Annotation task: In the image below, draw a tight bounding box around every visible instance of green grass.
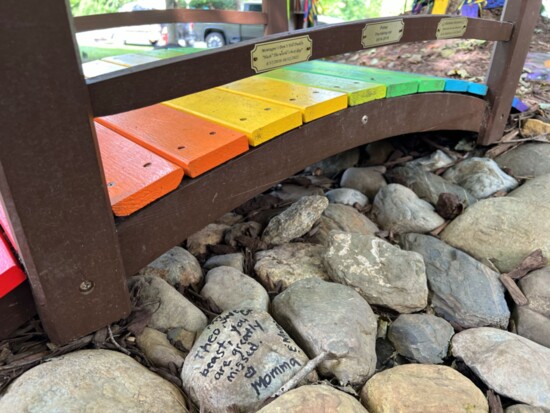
[79,44,202,63]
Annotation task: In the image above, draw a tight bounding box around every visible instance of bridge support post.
[478,0,542,146]
[0,0,131,343]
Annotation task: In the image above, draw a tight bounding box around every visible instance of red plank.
[95,122,184,216]
[0,231,26,298]
[0,200,16,249]
[97,104,249,178]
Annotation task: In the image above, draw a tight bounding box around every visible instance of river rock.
[0,350,187,412]
[257,384,369,413]
[496,143,550,177]
[508,174,550,205]
[136,327,186,369]
[254,243,329,291]
[407,149,456,172]
[311,204,379,245]
[514,267,550,348]
[326,188,369,207]
[167,327,196,352]
[129,275,207,332]
[364,141,394,166]
[440,197,550,272]
[271,184,325,203]
[204,253,245,272]
[324,231,428,313]
[361,364,488,413]
[305,147,360,176]
[452,327,550,409]
[225,221,263,247]
[262,196,329,246]
[386,165,477,206]
[201,266,269,312]
[340,166,387,199]
[216,212,243,226]
[443,157,518,198]
[272,278,377,386]
[187,223,230,256]
[181,309,311,413]
[522,119,550,137]
[139,246,202,288]
[506,405,550,413]
[371,184,445,234]
[400,233,510,329]
[387,314,454,364]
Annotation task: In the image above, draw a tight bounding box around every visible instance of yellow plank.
[82,60,125,79]
[101,53,161,67]
[165,89,302,147]
[261,69,386,106]
[432,0,449,14]
[219,76,348,123]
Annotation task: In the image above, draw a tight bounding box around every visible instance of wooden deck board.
[219,76,348,122]
[261,69,386,106]
[98,104,249,178]
[165,88,302,147]
[95,122,184,216]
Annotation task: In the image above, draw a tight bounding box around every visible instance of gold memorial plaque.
[251,36,312,73]
[436,17,468,39]
[362,19,404,48]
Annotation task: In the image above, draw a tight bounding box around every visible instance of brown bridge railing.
[0,0,541,344]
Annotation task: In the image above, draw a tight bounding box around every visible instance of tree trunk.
[165,0,178,46]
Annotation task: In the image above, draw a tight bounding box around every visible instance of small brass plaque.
[436,17,468,39]
[362,19,404,48]
[251,36,312,73]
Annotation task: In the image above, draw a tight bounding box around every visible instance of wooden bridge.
[0,0,541,344]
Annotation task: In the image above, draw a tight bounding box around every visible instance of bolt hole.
[107,182,116,187]
[240,118,247,121]
[178,146,186,150]
[289,98,296,101]
[143,162,152,168]
[361,115,369,125]
[313,91,319,94]
[264,108,271,111]
[79,280,95,294]
[209,131,216,135]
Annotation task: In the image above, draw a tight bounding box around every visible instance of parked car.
[193,1,264,48]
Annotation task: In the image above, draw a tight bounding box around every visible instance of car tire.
[205,32,225,48]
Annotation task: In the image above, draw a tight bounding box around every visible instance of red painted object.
[0,201,16,249]
[0,230,26,298]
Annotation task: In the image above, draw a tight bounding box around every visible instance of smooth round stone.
[340,166,387,199]
[257,385,369,413]
[361,364,488,413]
[203,253,245,272]
[305,148,360,176]
[407,149,456,172]
[136,327,186,370]
[138,246,202,288]
[506,405,549,413]
[187,223,230,256]
[0,350,187,413]
[326,188,369,207]
[496,143,550,178]
[508,174,550,205]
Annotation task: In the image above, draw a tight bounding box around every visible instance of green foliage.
[186,0,237,9]
[70,0,135,16]
[317,0,369,21]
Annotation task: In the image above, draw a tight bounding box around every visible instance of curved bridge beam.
[117,92,485,274]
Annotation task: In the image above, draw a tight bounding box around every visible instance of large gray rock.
[361,364,488,413]
[340,166,387,199]
[204,253,245,272]
[139,246,202,288]
[271,184,324,203]
[441,197,550,272]
[508,174,550,205]
[515,267,550,348]
[181,309,311,413]
[496,143,550,178]
[272,278,377,386]
[387,314,454,364]
[254,243,330,291]
[324,232,428,313]
[257,384,369,413]
[262,196,329,246]
[0,350,187,413]
[305,147,360,176]
[400,233,510,329]
[386,165,477,206]
[187,223,230,256]
[452,328,550,409]
[443,157,518,198]
[311,204,379,245]
[326,188,369,208]
[371,184,445,234]
[506,405,550,413]
[407,149,456,172]
[129,275,207,332]
[201,266,269,312]
[136,327,186,370]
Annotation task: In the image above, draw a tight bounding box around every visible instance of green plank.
[355,66,446,93]
[288,60,425,97]
[260,69,386,106]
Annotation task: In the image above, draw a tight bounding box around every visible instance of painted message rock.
[181,309,311,413]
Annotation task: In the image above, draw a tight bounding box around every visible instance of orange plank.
[97,105,249,178]
[95,122,184,216]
